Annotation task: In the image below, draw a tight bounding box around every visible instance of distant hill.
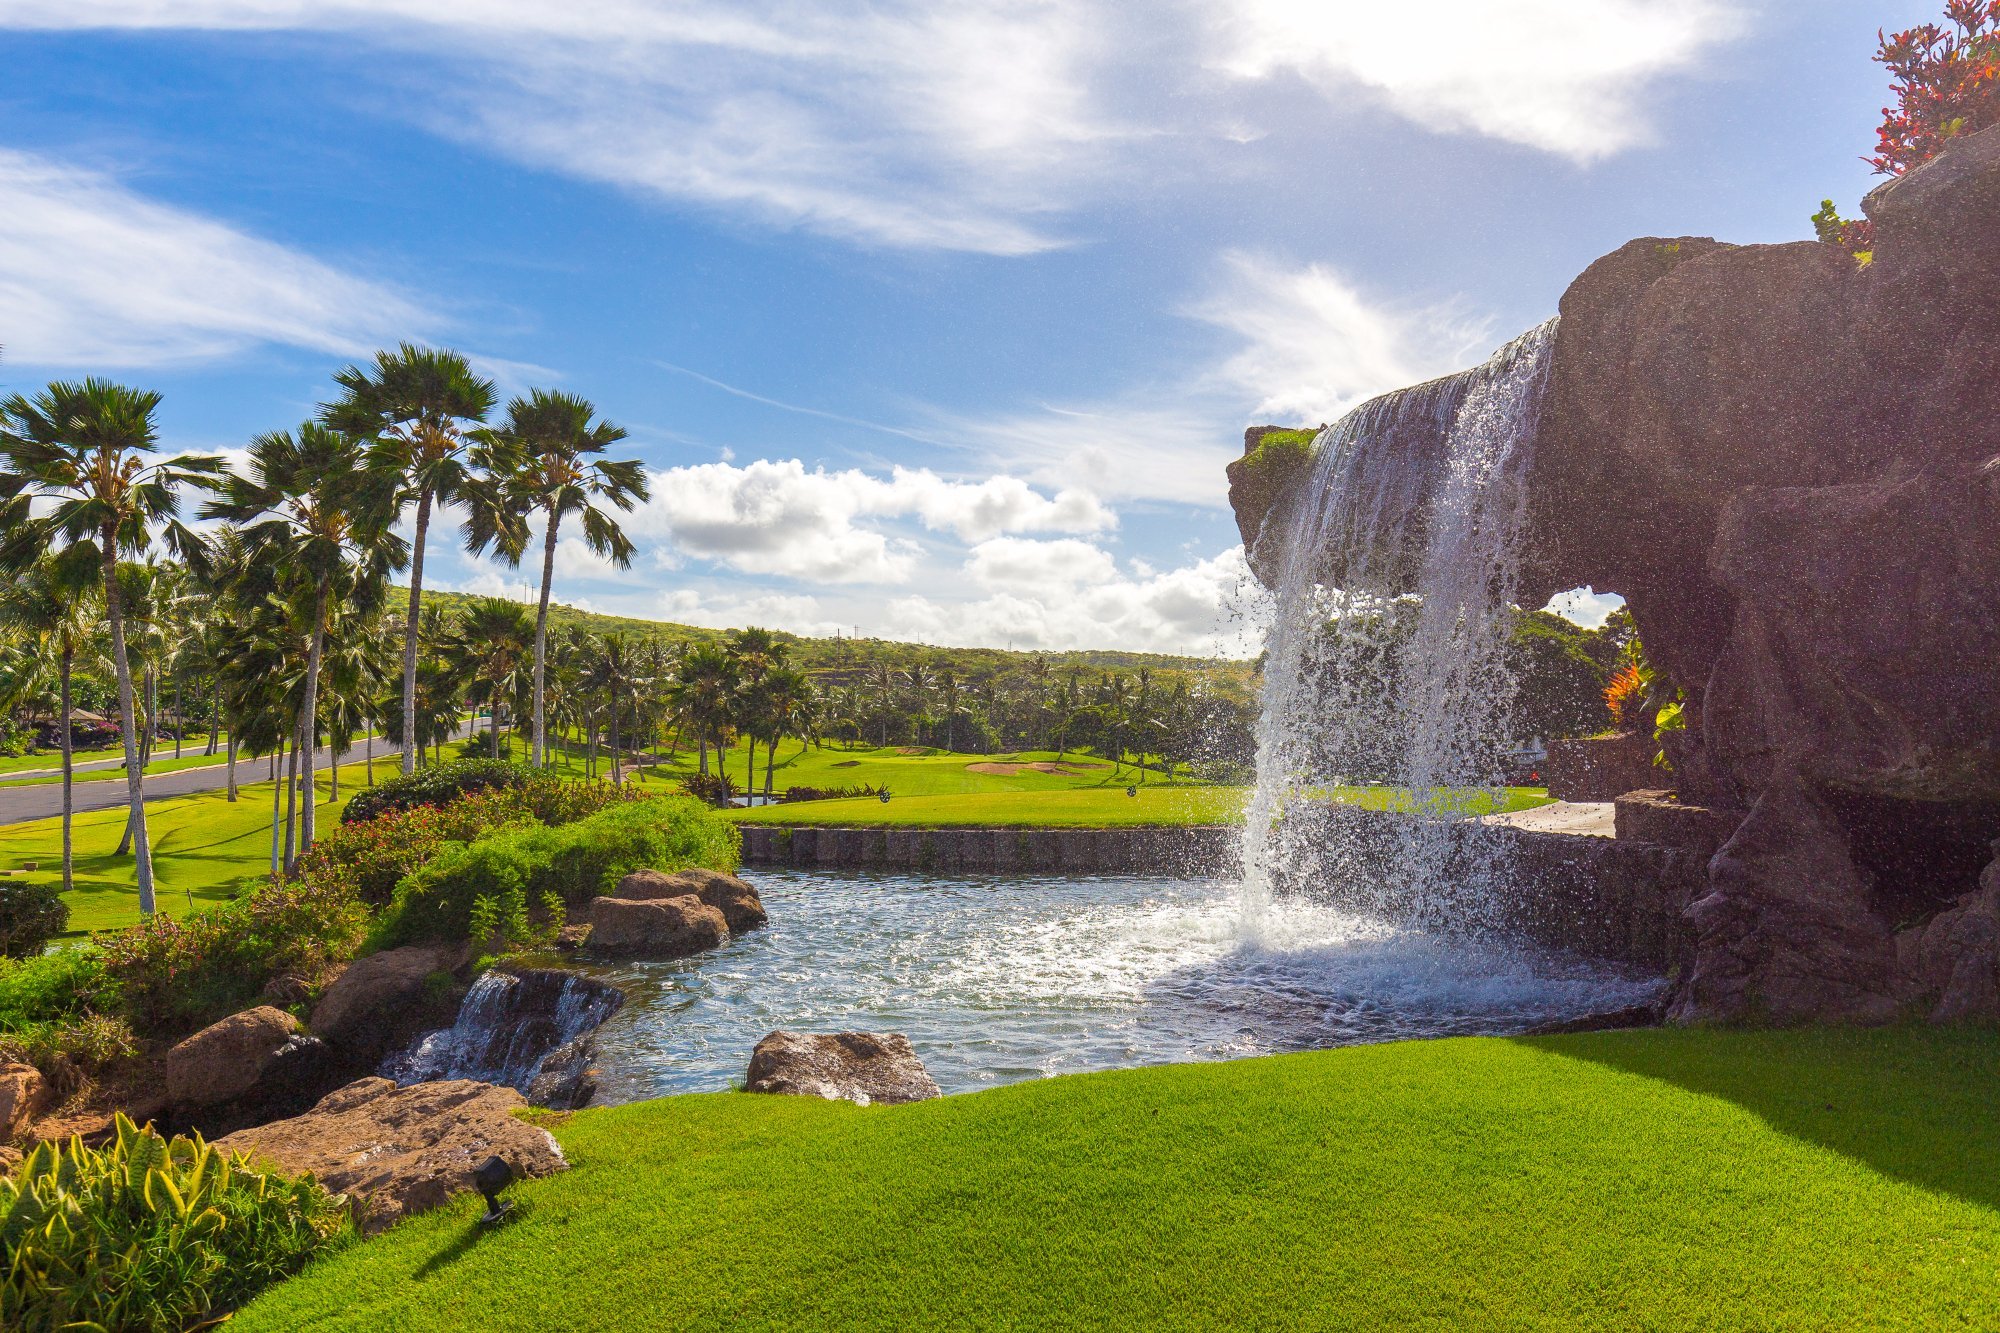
[416,588,1257,694]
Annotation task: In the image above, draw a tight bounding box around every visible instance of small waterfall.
[382,968,625,1107]
[1241,319,1559,933]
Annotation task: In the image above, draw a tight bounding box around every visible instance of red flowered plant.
[1874,1,2000,176]
[1603,662,1646,730]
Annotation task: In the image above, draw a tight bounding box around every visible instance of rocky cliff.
[1233,124,2000,1025]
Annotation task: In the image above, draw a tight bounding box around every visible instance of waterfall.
[1241,319,1559,933]
[381,968,626,1107]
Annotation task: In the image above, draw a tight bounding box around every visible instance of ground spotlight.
[474,1154,516,1225]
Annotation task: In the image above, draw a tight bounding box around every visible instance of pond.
[581,870,1663,1100]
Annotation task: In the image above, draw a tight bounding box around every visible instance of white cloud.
[624,458,1111,584]
[1215,0,1741,161]
[1191,251,1494,426]
[3,1,1743,252]
[0,147,432,367]
[657,588,846,638]
[965,537,1120,590]
[942,404,1237,508]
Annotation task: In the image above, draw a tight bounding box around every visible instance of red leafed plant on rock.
[1816,2,2000,257]
[1873,0,2000,176]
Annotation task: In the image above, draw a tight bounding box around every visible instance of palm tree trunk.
[609,695,622,787]
[59,647,73,895]
[489,693,500,757]
[401,490,432,778]
[173,673,184,759]
[206,678,221,756]
[366,730,375,785]
[102,546,155,912]
[300,587,328,852]
[532,511,559,769]
[270,737,285,876]
[227,733,239,802]
[283,723,300,872]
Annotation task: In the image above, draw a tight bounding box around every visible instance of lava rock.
[310,943,464,1059]
[587,894,728,958]
[525,1035,601,1110]
[613,867,767,933]
[214,1076,566,1235]
[165,1006,302,1110]
[744,1031,941,1106]
[0,1061,46,1140]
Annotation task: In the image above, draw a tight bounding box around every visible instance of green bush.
[372,795,739,948]
[0,1114,352,1332]
[0,881,68,959]
[97,876,369,1036]
[338,758,537,826]
[0,948,119,1033]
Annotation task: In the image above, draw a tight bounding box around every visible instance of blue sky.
[0,2,1930,654]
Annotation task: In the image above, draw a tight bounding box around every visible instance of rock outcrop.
[310,943,464,1059]
[165,1006,303,1109]
[744,1030,941,1106]
[1233,124,2000,1025]
[587,894,729,958]
[380,968,624,1111]
[614,867,768,932]
[0,1062,45,1140]
[214,1077,565,1235]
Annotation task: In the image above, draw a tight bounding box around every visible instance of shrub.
[98,876,369,1036]
[0,881,68,960]
[0,1114,352,1332]
[372,795,739,948]
[1874,1,2000,176]
[0,1013,139,1101]
[338,758,538,826]
[681,771,735,807]
[0,948,119,1033]
[781,783,885,803]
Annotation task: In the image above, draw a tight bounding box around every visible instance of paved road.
[0,727,473,827]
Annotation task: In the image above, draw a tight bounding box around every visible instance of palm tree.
[583,632,636,784]
[447,599,536,759]
[204,422,405,852]
[668,641,738,780]
[462,391,647,769]
[0,556,97,893]
[0,380,220,914]
[322,345,495,778]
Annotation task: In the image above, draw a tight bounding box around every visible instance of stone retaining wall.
[738,824,1238,876]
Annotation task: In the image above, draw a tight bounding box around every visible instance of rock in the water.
[213,1077,565,1235]
[613,867,767,932]
[525,1036,600,1110]
[165,1006,302,1109]
[0,1061,46,1139]
[744,1030,941,1106]
[587,894,728,957]
[310,943,463,1058]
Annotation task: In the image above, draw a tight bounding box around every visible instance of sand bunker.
[965,761,1109,776]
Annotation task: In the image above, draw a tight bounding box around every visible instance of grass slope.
[0,760,380,934]
[724,784,1551,828]
[236,1028,2000,1331]
[652,741,1186,797]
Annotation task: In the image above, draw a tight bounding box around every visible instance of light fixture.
[474,1154,516,1225]
[879,791,892,803]
[1126,786,1137,798]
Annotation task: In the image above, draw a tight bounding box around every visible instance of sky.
[0,1,1932,656]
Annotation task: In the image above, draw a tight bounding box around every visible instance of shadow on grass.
[1520,1025,2000,1213]
[412,1205,532,1280]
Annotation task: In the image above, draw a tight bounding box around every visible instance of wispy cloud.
[2,1,1746,253]
[0,147,433,368]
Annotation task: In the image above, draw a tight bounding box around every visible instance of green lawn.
[0,732,231,778]
[645,739,1187,796]
[0,760,383,934]
[725,784,1551,828]
[235,1027,2000,1330]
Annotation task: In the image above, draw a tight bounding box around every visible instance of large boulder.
[744,1031,941,1106]
[0,1062,45,1140]
[214,1077,565,1235]
[614,867,767,932]
[310,943,463,1058]
[1230,123,2000,1026]
[165,1006,302,1109]
[587,895,728,958]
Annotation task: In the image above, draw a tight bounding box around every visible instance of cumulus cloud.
[4,1,1743,252]
[965,536,1121,589]
[1191,251,1494,426]
[1215,0,1742,161]
[0,147,432,367]
[624,459,1112,584]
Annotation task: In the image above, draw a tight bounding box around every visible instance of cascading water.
[382,968,625,1108]
[1241,319,1560,932]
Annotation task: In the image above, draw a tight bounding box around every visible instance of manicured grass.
[725,785,1551,828]
[0,760,383,934]
[727,786,1248,827]
[0,732,231,778]
[0,748,246,788]
[646,739,1187,797]
[234,1028,2000,1331]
